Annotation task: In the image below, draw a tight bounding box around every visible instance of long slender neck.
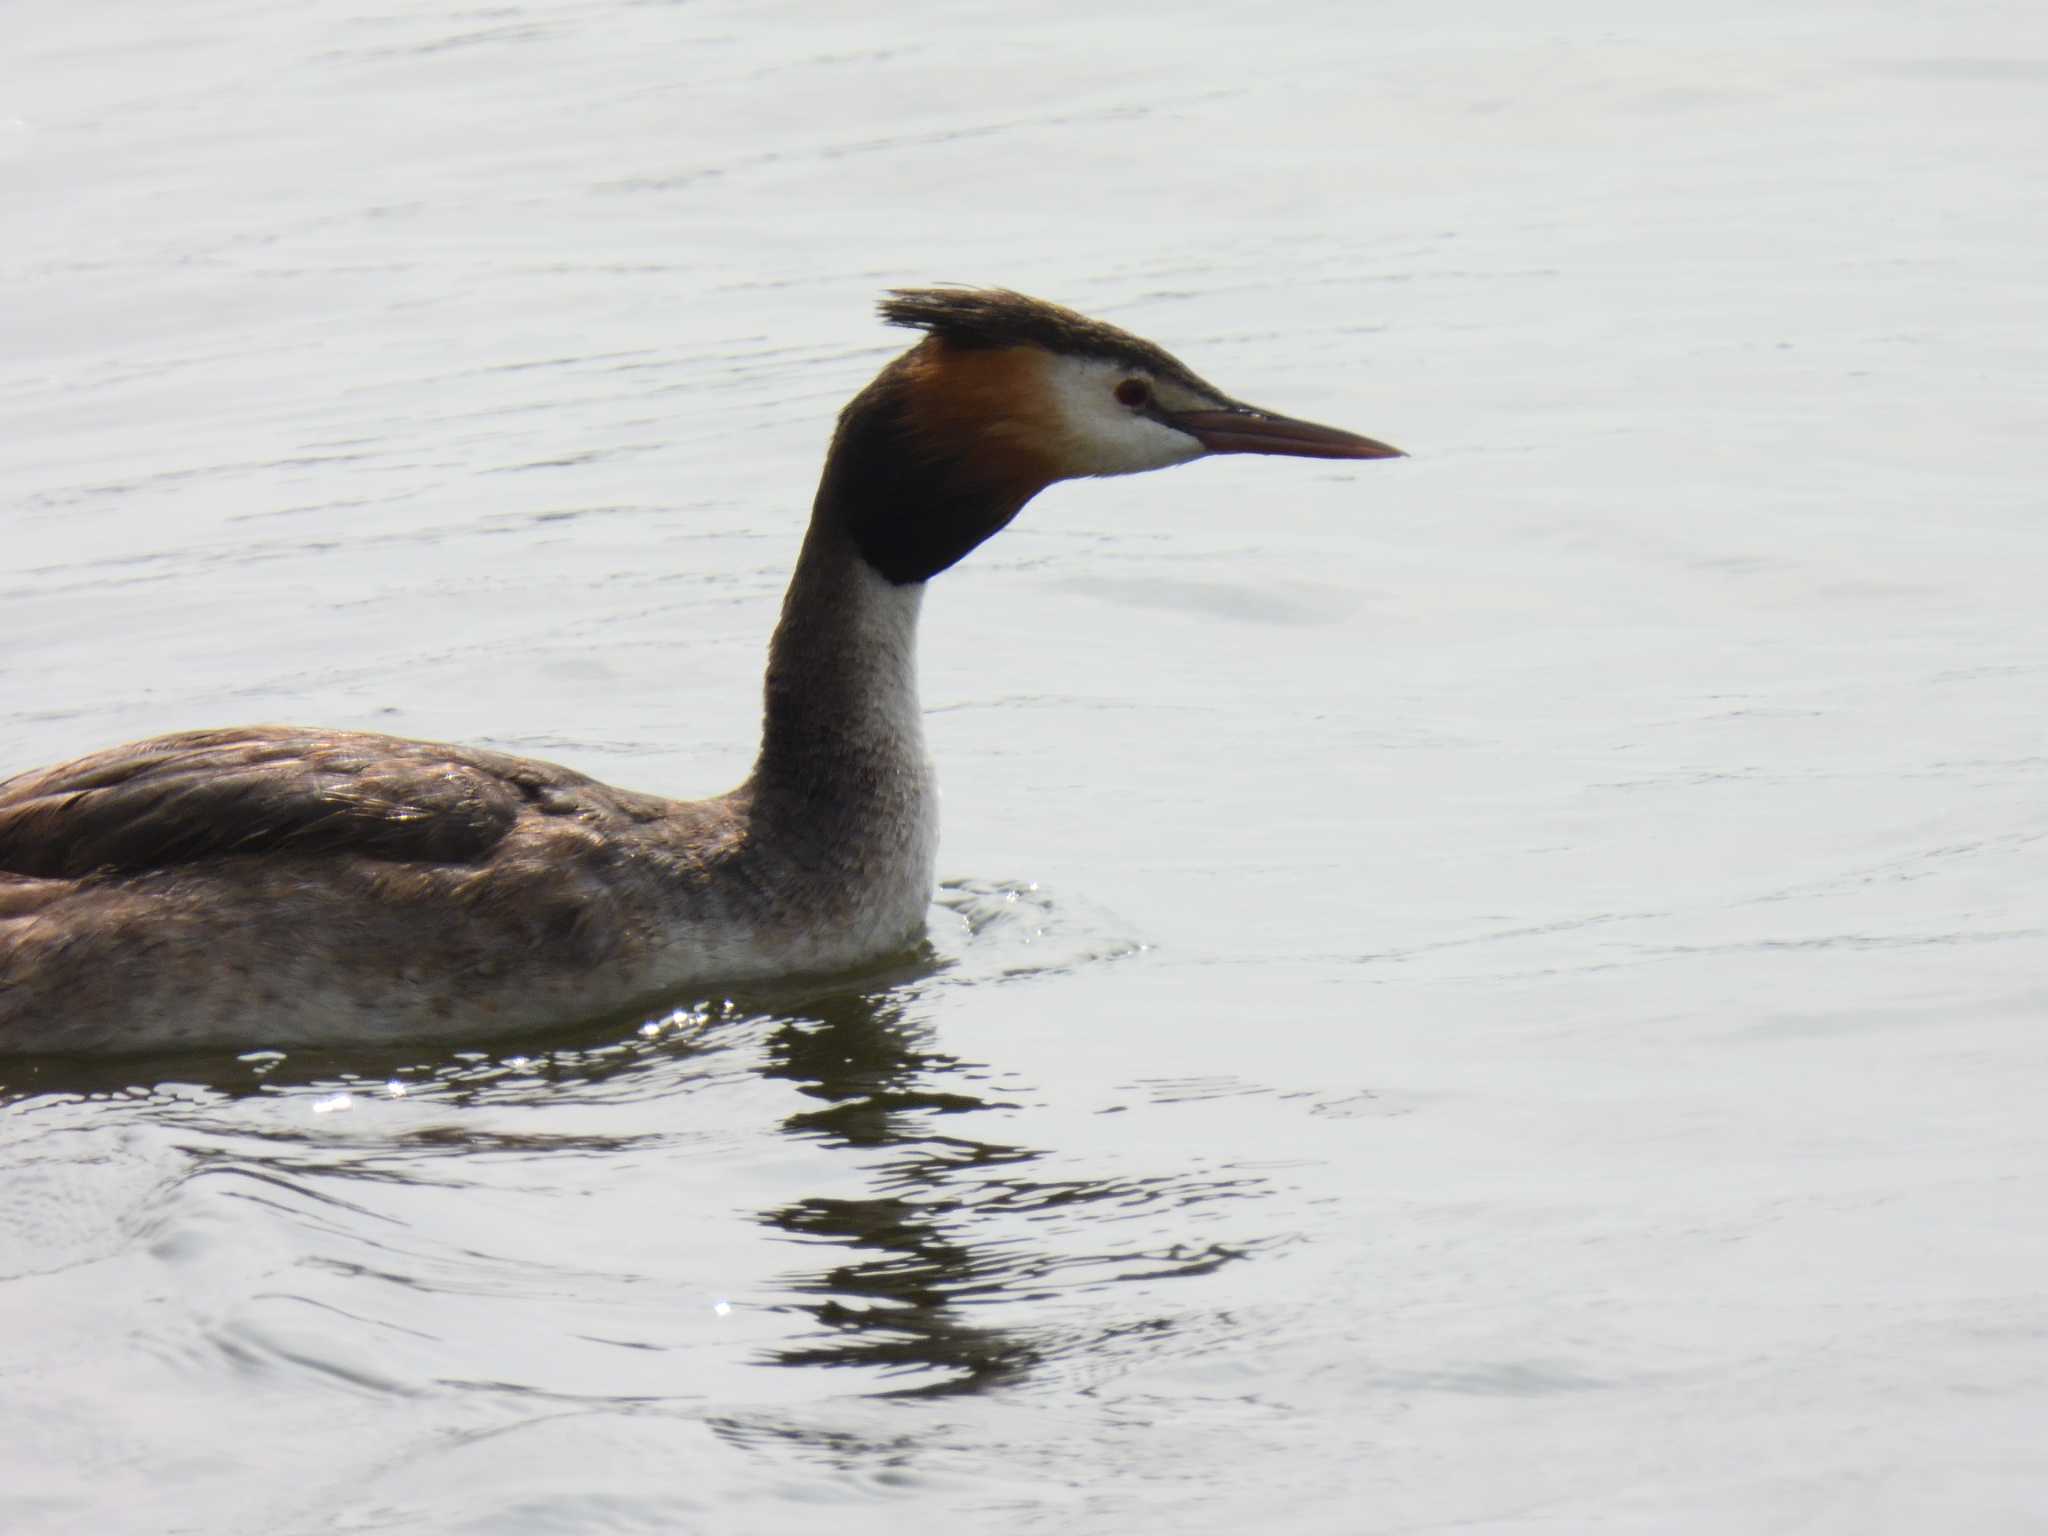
[740,361,1041,873]
[751,516,928,817]
[719,480,936,958]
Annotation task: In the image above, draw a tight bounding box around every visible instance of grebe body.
[0,289,1400,1053]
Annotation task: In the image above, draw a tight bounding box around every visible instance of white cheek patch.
[1041,355,1204,478]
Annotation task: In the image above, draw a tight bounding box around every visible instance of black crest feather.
[879,286,1213,390]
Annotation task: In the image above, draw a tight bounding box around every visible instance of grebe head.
[826,287,1403,584]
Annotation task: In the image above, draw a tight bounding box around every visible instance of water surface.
[5,2,2047,1530]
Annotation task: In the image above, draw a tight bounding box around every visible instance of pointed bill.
[1168,407,1404,461]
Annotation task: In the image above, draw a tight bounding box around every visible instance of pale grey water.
[5,2,2048,1531]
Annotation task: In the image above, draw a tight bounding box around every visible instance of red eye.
[1114,378,1151,408]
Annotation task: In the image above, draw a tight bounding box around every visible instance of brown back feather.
[0,727,663,880]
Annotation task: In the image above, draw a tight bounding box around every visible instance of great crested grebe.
[0,288,1401,1054]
